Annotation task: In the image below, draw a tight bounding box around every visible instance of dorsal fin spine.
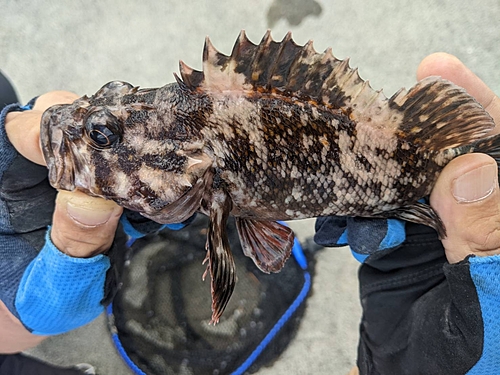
[351,77,368,102]
[264,32,294,89]
[230,30,249,59]
[248,30,273,84]
[173,31,495,158]
[179,60,193,86]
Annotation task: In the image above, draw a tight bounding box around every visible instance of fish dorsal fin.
[176,30,385,112]
[176,31,495,153]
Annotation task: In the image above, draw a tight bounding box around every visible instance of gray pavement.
[1,1,499,374]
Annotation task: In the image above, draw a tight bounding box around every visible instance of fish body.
[41,31,497,322]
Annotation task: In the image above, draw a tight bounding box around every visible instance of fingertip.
[57,190,122,227]
[33,91,79,112]
[5,111,46,165]
[430,154,500,263]
[431,153,497,207]
[417,52,462,81]
[417,52,495,109]
[51,191,122,258]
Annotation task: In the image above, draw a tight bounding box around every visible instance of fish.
[40,30,498,323]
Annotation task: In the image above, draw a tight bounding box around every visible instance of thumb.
[430,153,500,263]
[50,191,123,258]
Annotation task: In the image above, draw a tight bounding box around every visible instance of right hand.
[314,53,500,263]
[419,53,500,264]
[4,91,123,258]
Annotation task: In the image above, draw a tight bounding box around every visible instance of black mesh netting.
[107,215,317,375]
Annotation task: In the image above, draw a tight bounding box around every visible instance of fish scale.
[40,30,497,323]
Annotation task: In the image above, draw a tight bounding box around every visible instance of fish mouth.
[40,105,77,191]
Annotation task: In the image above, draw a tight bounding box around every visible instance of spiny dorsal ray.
[176,30,494,152]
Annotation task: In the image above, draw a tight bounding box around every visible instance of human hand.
[419,53,500,263]
[315,54,500,263]
[4,91,123,258]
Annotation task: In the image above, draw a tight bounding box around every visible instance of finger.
[5,91,79,165]
[417,53,500,126]
[32,90,79,112]
[5,111,46,164]
[50,190,123,258]
[430,153,500,263]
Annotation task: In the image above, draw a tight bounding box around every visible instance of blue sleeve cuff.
[314,216,407,263]
[0,103,31,229]
[0,99,36,127]
[347,219,406,263]
[0,99,38,217]
[467,254,500,374]
[379,219,406,250]
[336,229,348,245]
[14,229,110,335]
[120,214,150,239]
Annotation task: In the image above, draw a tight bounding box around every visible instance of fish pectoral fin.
[141,172,209,224]
[235,218,294,273]
[380,202,446,238]
[204,192,236,324]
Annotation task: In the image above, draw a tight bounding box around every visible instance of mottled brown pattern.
[40,31,498,323]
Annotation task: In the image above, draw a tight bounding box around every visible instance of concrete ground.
[1,1,499,374]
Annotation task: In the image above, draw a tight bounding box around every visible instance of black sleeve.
[357,223,483,375]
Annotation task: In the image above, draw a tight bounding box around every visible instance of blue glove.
[314,216,407,263]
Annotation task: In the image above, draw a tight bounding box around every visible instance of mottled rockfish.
[40,31,498,323]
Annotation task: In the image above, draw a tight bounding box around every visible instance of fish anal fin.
[380,202,446,238]
[205,192,236,324]
[235,218,294,273]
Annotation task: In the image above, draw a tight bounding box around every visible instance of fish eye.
[84,110,122,149]
[88,124,120,147]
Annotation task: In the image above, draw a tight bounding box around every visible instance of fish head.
[40,81,213,223]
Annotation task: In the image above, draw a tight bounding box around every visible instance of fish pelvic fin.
[235,218,294,273]
[204,191,236,324]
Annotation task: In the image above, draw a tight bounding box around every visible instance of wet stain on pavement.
[267,0,322,27]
